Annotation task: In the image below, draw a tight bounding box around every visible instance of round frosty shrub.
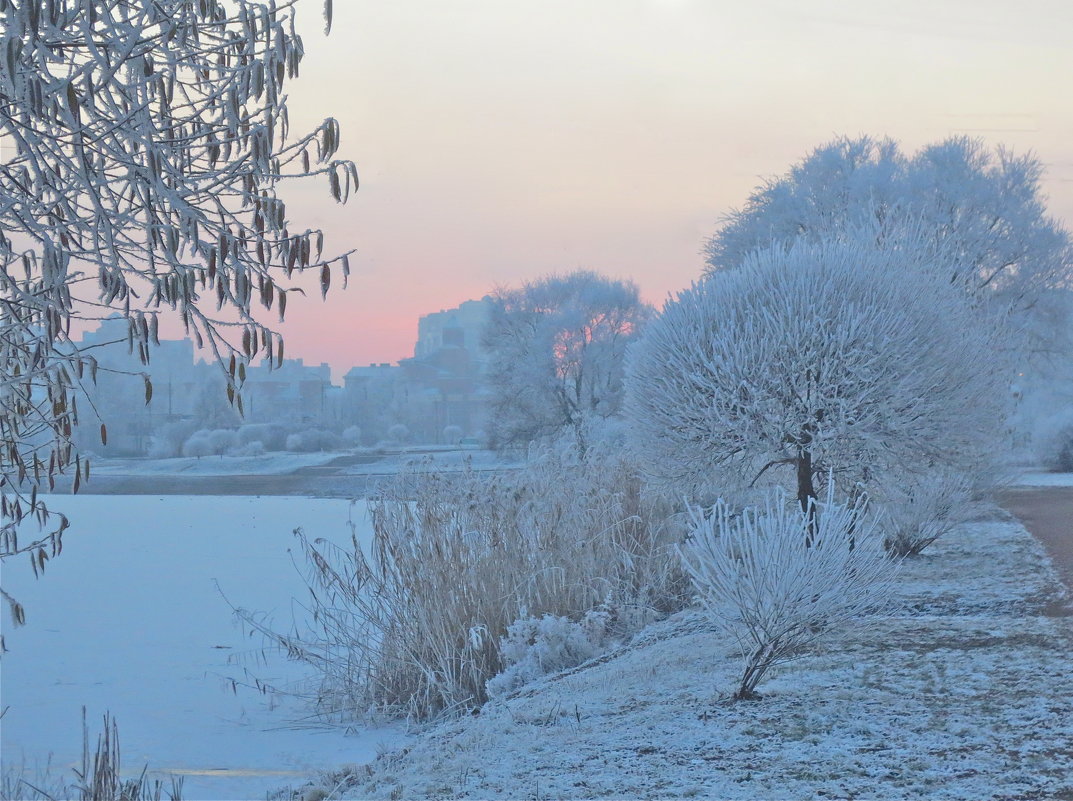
[181,432,213,458]
[681,490,895,699]
[235,440,265,457]
[442,425,463,445]
[386,423,409,446]
[875,470,978,556]
[342,425,363,447]
[624,238,1009,507]
[207,428,238,455]
[238,423,287,451]
[285,428,336,452]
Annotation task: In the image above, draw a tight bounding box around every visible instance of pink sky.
[268,0,1073,377]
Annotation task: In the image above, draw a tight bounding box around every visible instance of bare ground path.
[998,485,1073,611]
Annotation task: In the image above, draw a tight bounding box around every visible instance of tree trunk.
[797,450,817,545]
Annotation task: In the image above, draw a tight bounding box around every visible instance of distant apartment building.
[413,297,492,374]
[243,358,333,423]
[72,317,338,454]
[341,298,493,444]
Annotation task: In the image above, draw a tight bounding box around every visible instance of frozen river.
[1,495,405,800]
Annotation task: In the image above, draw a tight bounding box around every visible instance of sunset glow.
[271,0,1071,372]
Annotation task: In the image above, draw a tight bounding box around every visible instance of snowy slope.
[294,517,1073,801]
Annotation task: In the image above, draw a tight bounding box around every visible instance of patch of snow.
[1,496,408,801]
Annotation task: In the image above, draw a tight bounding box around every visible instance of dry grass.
[243,449,689,721]
[1,709,182,801]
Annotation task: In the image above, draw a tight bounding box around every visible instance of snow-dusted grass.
[288,516,1072,800]
[1,496,407,801]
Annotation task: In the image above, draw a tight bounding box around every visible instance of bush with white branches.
[681,491,895,700]
[625,237,1010,512]
[706,136,1072,319]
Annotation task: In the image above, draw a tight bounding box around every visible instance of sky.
[271,0,1073,374]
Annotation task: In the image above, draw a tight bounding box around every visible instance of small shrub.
[681,489,895,700]
[876,471,978,556]
[234,440,265,457]
[386,423,409,446]
[342,425,363,447]
[180,432,212,458]
[286,428,335,452]
[442,425,463,445]
[207,428,238,456]
[238,423,287,451]
[486,609,616,698]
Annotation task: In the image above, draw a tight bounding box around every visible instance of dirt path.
[998,486,1073,605]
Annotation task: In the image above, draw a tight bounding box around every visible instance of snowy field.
[291,516,1073,801]
[1,496,406,801]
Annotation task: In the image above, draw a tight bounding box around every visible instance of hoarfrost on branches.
[1,0,354,630]
[625,238,1010,507]
[706,136,1072,315]
[482,271,650,454]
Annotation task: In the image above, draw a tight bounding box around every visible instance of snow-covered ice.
[1,495,407,800]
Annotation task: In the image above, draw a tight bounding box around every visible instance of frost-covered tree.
[706,136,1072,327]
[483,271,650,453]
[625,239,1009,512]
[1,0,354,633]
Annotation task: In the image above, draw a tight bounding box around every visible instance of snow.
[294,517,1073,800]
[86,452,344,477]
[84,448,522,479]
[1,496,407,801]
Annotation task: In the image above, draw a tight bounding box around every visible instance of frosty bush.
[285,429,335,453]
[1033,408,1073,472]
[342,426,364,447]
[875,471,979,556]
[180,432,212,459]
[442,425,463,445]
[207,429,238,456]
[234,441,266,458]
[386,423,410,446]
[486,613,607,698]
[243,447,689,720]
[681,490,895,700]
[237,424,288,452]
